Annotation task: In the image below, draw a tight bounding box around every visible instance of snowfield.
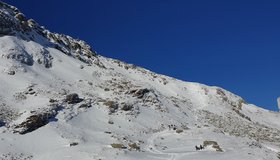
[0,1,280,160]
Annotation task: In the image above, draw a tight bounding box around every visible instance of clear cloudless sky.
[4,0,280,111]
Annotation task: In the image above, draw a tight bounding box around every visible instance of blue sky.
[4,0,280,111]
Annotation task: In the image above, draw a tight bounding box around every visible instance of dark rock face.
[65,93,83,104]
[0,4,15,35]
[0,120,4,127]
[0,13,13,35]
[0,4,22,36]
[13,105,61,134]
[15,114,49,134]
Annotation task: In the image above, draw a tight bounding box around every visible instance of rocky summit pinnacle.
[0,1,280,160]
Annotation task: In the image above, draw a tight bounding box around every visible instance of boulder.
[14,13,26,22]
[14,113,51,134]
[121,103,133,111]
[103,101,118,113]
[111,143,126,149]
[13,105,60,134]
[130,88,150,99]
[65,93,83,104]
[203,140,223,152]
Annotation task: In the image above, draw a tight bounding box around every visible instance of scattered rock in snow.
[203,140,223,152]
[111,143,126,149]
[104,131,112,134]
[6,48,34,66]
[247,141,262,148]
[0,153,33,160]
[59,89,68,95]
[130,88,150,99]
[176,129,183,134]
[65,93,83,104]
[128,143,140,151]
[78,102,91,109]
[0,103,17,126]
[69,142,79,147]
[103,101,118,113]
[13,92,27,101]
[6,70,15,75]
[108,120,114,124]
[232,107,251,121]
[49,99,58,103]
[121,103,133,111]
[24,87,36,95]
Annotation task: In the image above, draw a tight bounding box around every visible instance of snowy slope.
[0,1,280,160]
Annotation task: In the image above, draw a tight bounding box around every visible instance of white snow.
[0,2,280,160]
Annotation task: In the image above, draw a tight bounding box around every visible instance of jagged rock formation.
[0,1,98,68]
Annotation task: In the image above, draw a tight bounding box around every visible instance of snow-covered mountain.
[0,1,280,160]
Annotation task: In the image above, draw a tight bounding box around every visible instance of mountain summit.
[0,1,280,160]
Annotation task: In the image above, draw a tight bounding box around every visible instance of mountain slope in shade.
[0,1,280,160]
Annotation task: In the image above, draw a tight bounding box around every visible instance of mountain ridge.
[0,1,280,160]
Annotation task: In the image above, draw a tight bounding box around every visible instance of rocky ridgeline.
[0,1,98,67]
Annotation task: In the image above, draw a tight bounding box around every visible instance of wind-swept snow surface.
[0,1,280,160]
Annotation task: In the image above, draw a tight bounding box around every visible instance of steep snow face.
[1,1,280,160]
